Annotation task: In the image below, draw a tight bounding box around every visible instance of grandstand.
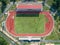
[16,2,43,12]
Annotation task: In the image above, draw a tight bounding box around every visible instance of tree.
[0,0,10,4]
[0,36,9,45]
[1,1,7,13]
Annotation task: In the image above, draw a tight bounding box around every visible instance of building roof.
[16,3,42,9]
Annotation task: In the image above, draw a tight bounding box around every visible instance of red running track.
[6,11,54,37]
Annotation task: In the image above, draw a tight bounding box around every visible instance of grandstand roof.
[16,3,42,9]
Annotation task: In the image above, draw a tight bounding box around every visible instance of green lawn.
[45,30,59,40]
[38,0,42,1]
[14,13,46,34]
[9,4,16,11]
[47,0,54,6]
[43,6,50,11]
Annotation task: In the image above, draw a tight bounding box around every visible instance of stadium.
[5,2,54,40]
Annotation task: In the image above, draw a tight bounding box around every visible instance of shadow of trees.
[16,13,39,17]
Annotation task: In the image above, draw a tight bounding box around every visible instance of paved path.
[41,40,60,42]
[4,2,13,13]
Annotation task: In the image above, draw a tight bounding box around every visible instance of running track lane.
[6,11,54,37]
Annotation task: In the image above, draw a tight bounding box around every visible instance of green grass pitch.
[14,13,46,34]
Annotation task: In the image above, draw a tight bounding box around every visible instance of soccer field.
[14,13,46,34]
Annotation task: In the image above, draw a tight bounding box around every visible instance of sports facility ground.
[15,13,46,34]
[5,11,54,37]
